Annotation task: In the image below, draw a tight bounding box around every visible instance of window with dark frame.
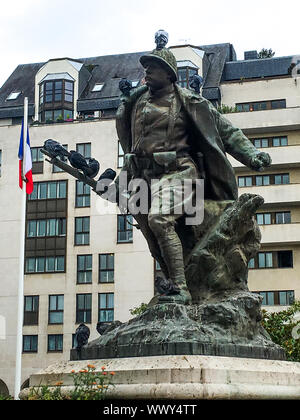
[25,256,65,274]
[23,335,38,353]
[98,293,114,323]
[77,255,92,284]
[28,180,67,200]
[76,143,91,159]
[238,173,290,187]
[27,218,66,238]
[24,296,39,325]
[117,214,133,243]
[75,217,90,245]
[251,136,288,148]
[248,250,293,269]
[254,290,294,306]
[47,334,63,352]
[39,79,74,123]
[236,99,286,112]
[31,147,44,174]
[48,295,64,324]
[256,211,291,225]
[76,181,91,207]
[99,254,114,283]
[177,67,198,89]
[76,294,92,323]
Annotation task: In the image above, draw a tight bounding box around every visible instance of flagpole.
[14,97,28,400]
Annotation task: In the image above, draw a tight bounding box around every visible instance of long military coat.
[116,84,260,201]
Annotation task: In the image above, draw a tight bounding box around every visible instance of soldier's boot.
[155,227,192,305]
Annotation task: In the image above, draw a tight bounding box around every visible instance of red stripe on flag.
[25,170,33,195]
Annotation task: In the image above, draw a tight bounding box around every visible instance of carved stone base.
[70,291,285,361]
[20,355,300,400]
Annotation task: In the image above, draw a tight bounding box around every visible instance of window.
[238,173,290,187]
[23,335,38,353]
[274,174,289,185]
[76,143,91,159]
[238,176,253,187]
[255,211,291,225]
[272,137,288,147]
[275,212,291,224]
[7,91,21,101]
[48,335,63,352]
[256,213,271,225]
[77,255,92,284]
[99,254,114,283]
[28,181,67,200]
[24,296,39,325]
[248,250,293,269]
[258,252,273,268]
[255,175,270,186]
[118,141,124,168]
[76,294,92,323]
[31,147,44,163]
[27,218,66,238]
[75,217,90,245]
[25,256,65,273]
[236,100,286,112]
[39,79,74,122]
[254,290,294,306]
[98,293,114,323]
[117,215,133,243]
[48,295,64,324]
[277,250,293,268]
[92,83,104,92]
[76,181,91,207]
[177,67,198,89]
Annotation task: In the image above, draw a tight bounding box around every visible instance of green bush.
[261,301,300,362]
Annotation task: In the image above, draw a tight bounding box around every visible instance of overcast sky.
[1,0,299,88]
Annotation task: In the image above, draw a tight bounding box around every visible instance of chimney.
[244,50,258,60]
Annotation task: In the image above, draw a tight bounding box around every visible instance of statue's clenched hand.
[250,152,272,171]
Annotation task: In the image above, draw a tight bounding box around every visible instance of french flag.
[18,120,34,195]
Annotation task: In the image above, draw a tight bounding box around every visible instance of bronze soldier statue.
[112,31,271,305]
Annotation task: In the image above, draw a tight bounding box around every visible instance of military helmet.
[140,30,178,82]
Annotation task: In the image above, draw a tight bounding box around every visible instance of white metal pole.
[14,97,28,400]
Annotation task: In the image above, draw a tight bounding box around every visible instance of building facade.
[0,43,299,396]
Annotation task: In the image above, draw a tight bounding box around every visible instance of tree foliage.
[258,48,275,59]
[261,301,300,362]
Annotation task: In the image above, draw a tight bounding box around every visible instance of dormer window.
[177,61,198,89]
[7,91,21,101]
[39,76,74,123]
[92,83,104,92]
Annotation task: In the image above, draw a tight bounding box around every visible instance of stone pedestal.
[20,355,300,400]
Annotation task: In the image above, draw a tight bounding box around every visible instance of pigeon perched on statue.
[74,323,90,350]
[97,168,117,194]
[68,150,92,176]
[96,322,110,336]
[155,29,169,50]
[43,139,70,161]
[119,78,132,96]
[155,276,180,296]
[189,74,203,94]
[85,157,100,178]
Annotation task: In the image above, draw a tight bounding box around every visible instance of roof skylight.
[7,91,21,100]
[92,83,104,92]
